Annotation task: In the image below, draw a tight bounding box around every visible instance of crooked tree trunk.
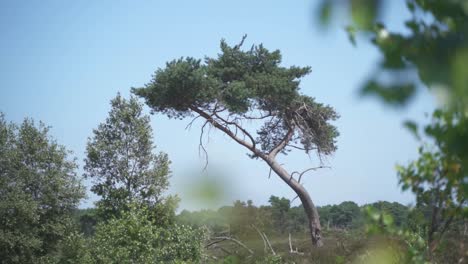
[262,156,323,247]
[188,106,323,247]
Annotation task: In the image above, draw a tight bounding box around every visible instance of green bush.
[90,205,205,264]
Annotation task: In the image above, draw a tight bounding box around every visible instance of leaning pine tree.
[133,37,339,247]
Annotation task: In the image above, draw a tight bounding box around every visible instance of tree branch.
[190,106,262,157]
[210,236,254,255]
[291,166,330,183]
[212,111,256,149]
[199,120,210,171]
[268,127,294,159]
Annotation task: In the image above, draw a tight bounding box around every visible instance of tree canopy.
[133,37,339,157]
[0,113,84,263]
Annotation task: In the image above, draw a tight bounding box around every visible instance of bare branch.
[287,144,317,152]
[262,232,276,255]
[289,233,304,255]
[212,111,256,149]
[190,106,263,158]
[251,224,268,253]
[210,236,254,255]
[291,166,330,183]
[250,224,275,255]
[185,114,202,130]
[291,195,299,204]
[199,121,210,171]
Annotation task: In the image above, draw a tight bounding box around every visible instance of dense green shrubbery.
[89,206,204,264]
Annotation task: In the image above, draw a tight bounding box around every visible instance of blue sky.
[0,1,436,210]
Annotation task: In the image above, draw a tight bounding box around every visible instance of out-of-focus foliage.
[395,110,468,262]
[0,113,85,263]
[84,94,176,224]
[316,2,468,261]
[317,0,468,108]
[357,110,468,263]
[89,204,205,264]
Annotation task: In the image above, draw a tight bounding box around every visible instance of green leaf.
[403,120,420,140]
[318,1,332,26]
[345,25,357,46]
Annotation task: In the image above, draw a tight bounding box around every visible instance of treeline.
[174,198,414,236]
[75,197,412,237]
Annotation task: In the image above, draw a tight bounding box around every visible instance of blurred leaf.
[361,80,416,106]
[451,47,468,106]
[403,120,420,140]
[186,173,228,207]
[382,214,394,226]
[351,0,381,29]
[345,25,357,46]
[318,1,333,26]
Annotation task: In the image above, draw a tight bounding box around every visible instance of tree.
[0,113,84,263]
[268,196,291,234]
[329,201,361,229]
[133,37,339,246]
[84,94,174,223]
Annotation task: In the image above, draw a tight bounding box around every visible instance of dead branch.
[251,224,268,253]
[251,224,275,255]
[185,114,202,130]
[262,232,276,255]
[289,233,304,255]
[291,195,299,204]
[210,236,254,255]
[199,120,210,171]
[210,244,232,255]
[291,166,330,183]
[212,111,256,149]
[190,107,262,158]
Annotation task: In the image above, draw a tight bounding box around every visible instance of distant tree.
[134,37,339,247]
[369,201,409,227]
[84,94,175,223]
[73,208,99,237]
[0,113,84,263]
[330,201,361,229]
[269,196,291,234]
[287,206,308,233]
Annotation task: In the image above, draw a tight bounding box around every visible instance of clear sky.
[0,0,436,210]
